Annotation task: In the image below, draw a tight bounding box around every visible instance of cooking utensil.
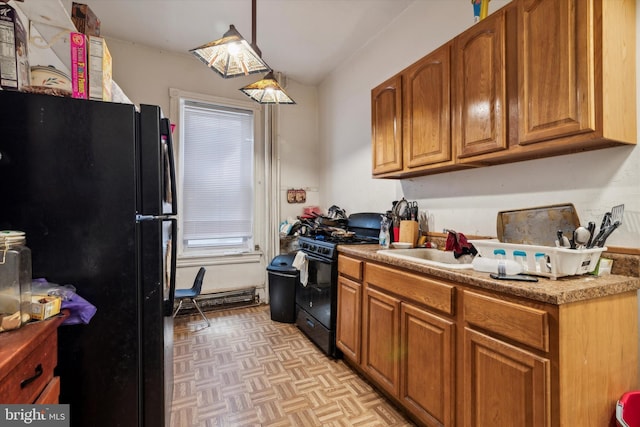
[556,230,570,247]
[611,204,625,224]
[594,220,621,247]
[585,221,596,248]
[497,203,580,246]
[407,201,418,220]
[573,226,590,249]
[418,210,429,235]
[589,211,612,248]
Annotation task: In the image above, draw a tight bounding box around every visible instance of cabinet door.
[336,276,362,363]
[362,286,400,398]
[518,0,594,144]
[403,43,453,169]
[371,75,403,175]
[400,303,455,427]
[454,7,510,158]
[464,328,550,427]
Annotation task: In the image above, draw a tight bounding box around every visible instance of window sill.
[177,251,263,267]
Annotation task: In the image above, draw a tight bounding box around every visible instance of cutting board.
[497,203,580,247]
[399,221,419,247]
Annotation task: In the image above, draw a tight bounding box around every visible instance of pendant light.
[240,71,295,104]
[189,0,269,78]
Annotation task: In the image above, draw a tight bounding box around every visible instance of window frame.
[169,88,265,264]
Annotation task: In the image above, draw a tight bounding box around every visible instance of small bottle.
[0,231,32,332]
[379,216,390,249]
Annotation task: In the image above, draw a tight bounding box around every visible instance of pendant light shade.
[189,24,269,78]
[240,71,295,104]
[190,0,295,104]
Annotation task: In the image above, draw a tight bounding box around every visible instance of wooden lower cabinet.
[401,303,455,427]
[336,256,639,427]
[362,286,401,398]
[336,275,362,363]
[463,328,550,427]
[0,314,66,404]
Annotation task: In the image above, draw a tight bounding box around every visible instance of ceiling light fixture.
[189,1,269,78]
[190,0,295,104]
[240,71,295,104]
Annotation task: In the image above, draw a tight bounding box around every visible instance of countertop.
[338,244,640,305]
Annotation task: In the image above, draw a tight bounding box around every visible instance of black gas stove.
[298,234,378,261]
[295,213,383,357]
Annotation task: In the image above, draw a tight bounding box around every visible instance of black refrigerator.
[0,90,177,427]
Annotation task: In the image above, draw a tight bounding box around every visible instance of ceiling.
[83,0,415,86]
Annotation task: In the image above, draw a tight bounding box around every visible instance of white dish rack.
[469,240,606,280]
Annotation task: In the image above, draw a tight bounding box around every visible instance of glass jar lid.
[0,230,26,246]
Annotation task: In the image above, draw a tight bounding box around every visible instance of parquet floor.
[170,304,415,427]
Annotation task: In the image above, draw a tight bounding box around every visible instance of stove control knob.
[322,248,330,255]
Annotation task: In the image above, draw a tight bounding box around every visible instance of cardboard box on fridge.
[31,295,62,321]
[71,2,100,36]
[70,32,88,99]
[88,35,112,101]
[0,4,30,91]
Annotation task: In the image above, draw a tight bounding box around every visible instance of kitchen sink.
[377,248,474,269]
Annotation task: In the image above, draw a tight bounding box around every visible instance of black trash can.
[267,254,298,323]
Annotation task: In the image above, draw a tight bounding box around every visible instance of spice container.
[0,230,32,332]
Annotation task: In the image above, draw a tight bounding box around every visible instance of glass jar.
[0,230,32,332]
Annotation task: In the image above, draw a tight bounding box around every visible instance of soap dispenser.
[379,216,390,249]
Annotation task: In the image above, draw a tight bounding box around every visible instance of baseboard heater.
[174,287,259,314]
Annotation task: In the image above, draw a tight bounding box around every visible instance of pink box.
[70,32,88,99]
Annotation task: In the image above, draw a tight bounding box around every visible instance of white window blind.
[181,100,255,252]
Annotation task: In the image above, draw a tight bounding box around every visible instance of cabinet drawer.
[35,376,60,404]
[365,263,455,315]
[0,330,57,403]
[463,291,549,351]
[339,255,363,281]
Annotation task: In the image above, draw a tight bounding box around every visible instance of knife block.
[399,221,419,247]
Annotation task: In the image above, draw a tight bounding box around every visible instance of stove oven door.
[295,252,337,330]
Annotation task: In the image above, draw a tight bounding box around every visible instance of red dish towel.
[445,230,478,259]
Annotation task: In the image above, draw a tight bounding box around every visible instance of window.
[179,98,257,255]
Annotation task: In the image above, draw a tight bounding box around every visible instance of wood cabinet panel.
[404,43,453,169]
[336,275,362,363]
[337,254,363,281]
[35,376,60,404]
[371,0,635,178]
[0,327,57,403]
[401,303,455,427]
[464,328,551,427]
[371,75,403,175]
[463,290,549,351]
[0,314,65,404]
[454,6,509,158]
[518,0,593,144]
[338,256,638,427]
[362,285,400,398]
[366,263,454,315]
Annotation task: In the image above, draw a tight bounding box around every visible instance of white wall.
[318,0,640,249]
[104,38,320,295]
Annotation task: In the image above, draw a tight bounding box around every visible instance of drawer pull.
[20,364,43,389]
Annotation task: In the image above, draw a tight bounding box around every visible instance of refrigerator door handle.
[163,218,178,317]
[161,118,177,216]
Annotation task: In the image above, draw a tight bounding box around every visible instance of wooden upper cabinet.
[518,0,636,147]
[403,43,453,169]
[454,5,512,159]
[518,0,593,143]
[371,75,403,175]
